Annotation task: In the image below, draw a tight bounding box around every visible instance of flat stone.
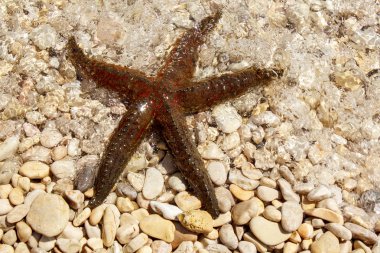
[256,186,279,202]
[229,184,254,201]
[16,221,32,242]
[249,216,291,246]
[8,187,24,206]
[307,185,331,202]
[207,161,227,186]
[124,233,149,253]
[263,205,282,222]
[304,208,344,224]
[344,222,378,244]
[50,159,76,179]
[310,231,339,253]
[0,199,13,215]
[219,224,238,250]
[281,201,303,232]
[6,204,29,223]
[231,197,261,225]
[325,223,352,241]
[102,206,117,247]
[19,161,49,179]
[26,193,69,237]
[142,167,164,199]
[238,241,257,253]
[150,201,183,220]
[174,191,201,212]
[56,238,81,253]
[140,214,175,242]
[178,210,213,233]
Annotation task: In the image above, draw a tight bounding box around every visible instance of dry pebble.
[206,161,227,186]
[8,188,24,206]
[50,160,76,179]
[56,238,81,253]
[102,207,117,247]
[281,201,304,232]
[238,241,257,253]
[2,229,17,245]
[0,199,13,215]
[16,221,32,242]
[278,178,300,202]
[304,208,344,224]
[123,233,149,253]
[19,161,49,180]
[256,186,279,202]
[219,224,238,250]
[174,191,201,212]
[178,210,213,233]
[344,223,378,244]
[0,244,14,253]
[325,223,352,241]
[6,204,29,223]
[249,216,291,246]
[139,215,175,243]
[307,185,332,202]
[310,231,340,253]
[150,201,182,221]
[263,205,282,222]
[73,207,91,226]
[229,184,254,201]
[0,136,19,162]
[142,168,164,200]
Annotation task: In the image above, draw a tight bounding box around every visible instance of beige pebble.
[142,167,164,200]
[229,184,254,201]
[297,223,313,239]
[249,216,291,246]
[151,240,172,253]
[231,197,261,225]
[116,197,136,213]
[307,185,331,202]
[51,145,67,161]
[0,244,14,253]
[17,177,31,193]
[281,201,303,232]
[102,206,117,247]
[213,211,232,227]
[89,205,106,225]
[116,223,139,244]
[301,239,313,250]
[6,204,29,223]
[310,231,339,253]
[325,223,352,241]
[238,241,257,253]
[204,228,218,240]
[14,242,29,253]
[2,229,17,245]
[294,182,314,195]
[263,205,281,222]
[243,232,269,252]
[8,187,24,205]
[140,214,175,243]
[87,238,103,250]
[61,222,84,240]
[136,245,152,253]
[344,222,378,244]
[19,161,50,179]
[301,196,316,211]
[350,216,370,229]
[311,218,325,228]
[289,231,302,243]
[56,238,81,253]
[178,210,213,233]
[16,221,32,242]
[304,208,344,224]
[353,240,372,253]
[284,242,299,253]
[26,193,70,237]
[174,191,202,212]
[123,233,149,253]
[0,199,13,215]
[84,221,101,239]
[207,161,227,186]
[277,178,300,202]
[219,224,238,250]
[39,235,57,251]
[131,208,149,222]
[0,184,13,199]
[64,190,84,210]
[260,177,277,188]
[73,207,91,226]
[256,186,279,202]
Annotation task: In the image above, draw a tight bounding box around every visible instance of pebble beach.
[0,0,379,253]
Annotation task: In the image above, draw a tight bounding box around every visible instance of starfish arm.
[88,100,154,208]
[67,37,152,103]
[158,11,222,88]
[157,102,220,218]
[174,67,283,114]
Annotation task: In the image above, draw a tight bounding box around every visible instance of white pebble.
[143,167,164,199]
[212,104,242,134]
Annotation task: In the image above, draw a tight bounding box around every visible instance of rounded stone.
[26,193,70,237]
[174,191,202,212]
[142,167,164,200]
[40,128,63,148]
[231,197,262,225]
[207,161,227,186]
[325,223,352,241]
[249,216,291,246]
[229,184,254,201]
[178,210,213,233]
[310,231,339,253]
[238,241,257,253]
[263,205,282,222]
[281,201,303,232]
[256,186,280,202]
[140,214,175,243]
[6,204,29,223]
[219,224,238,250]
[19,161,50,179]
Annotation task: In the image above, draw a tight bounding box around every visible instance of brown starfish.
[67,11,282,218]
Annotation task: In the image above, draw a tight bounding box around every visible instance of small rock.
[116,223,139,244]
[174,191,202,212]
[231,197,261,225]
[0,244,14,253]
[304,208,344,224]
[278,166,296,185]
[229,184,254,201]
[178,210,213,233]
[39,235,56,251]
[0,199,13,215]
[150,201,183,220]
[277,178,300,202]
[84,221,101,238]
[140,214,175,242]
[238,241,257,253]
[15,242,29,253]
[206,243,232,253]
[65,190,84,210]
[0,184,13,199]
[0,135,19,162]
[212,104,242,133]
[2,229,17,245]
[16,221,32,242]
[229,169,259,190]
[102,206,117,247]
[325,223,352,241]
[8,187,24,205]
[50,160,76,179]
[307,185,331,202]
[219,224,238,250]
[116,197,136,213]
[123,233,149,253]
[26,193,70,237]
[207,161,227,186]
[56,238,81,253]
[143,167,164,200]
[61,222,83,240]
[249,216,291,246]
[294,182,314,195]
[251,111,280,127]
[222,132,241,150]
[19,161,50,179]
[281,201,303,232]
[199,141,225,160]
[87,237,103,250]
[344,222,378,244]
[215,187,235,213]
[168,173,187,192]
[297,223,313,239]
[73,207,91,226]
[310,231,339,253]
[151,240,172,253]
[256,186,279,202]
[263,205,281,222]
[6,204,29,223]
[40,128,63,148]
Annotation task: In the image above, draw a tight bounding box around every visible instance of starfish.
[67,11,282,218]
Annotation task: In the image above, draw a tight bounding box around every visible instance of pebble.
[2,229,17,245]
[151,240,172,253]
[277,178,300,202]
[263,205,282,222]
[0,199,13,215]
[168,173,187,192]
[213,211,232,227]
[15,242,29,253]
[249,216,291,246]
[39,235,57,251]
[304,208,344,224]
[0,135,19,162]
[206,161,227,186]
[344,222,378,244]
[212,104,242,133]
[229,169,259,190]
[215,187,235,213]
[231,197,261,225]
[0,184,13,199]
[131,208,149,222]
[19,161,50,179]
[310,231,340,253]
[0,244,14,253]
[116,223,139,244]
[324,223,352,241]
[116,197,136,213]
[241,162,263,180]
[87,237,103,250]
[73,207,91,226]
[256,186,279,202]
[238,241,257,253]
[294,183,314,195]
[8,187,24,205]
[16,221,32,242]
[142,167,164,200]
[140,214,175,242]
[6,204,29,223]
[150,201,182,220]
[229,184,254,201]
[174,191,201,212]
[102,206,118,247]
[219,224,238,250]
[56,238,81,253]
[61,222,83,241]
[40,128,63,148]
[50,160,76,179]
[65,190,84,210]
[124,233,149,253]
[24,189,45,207]
[178,210,213,233]
[84,221,101,238]
[26,193,70,237]
[199,141,225,160]
[307,185,331,202]
[281,201,304,232]
[278,166,296,185]
[206,243,232,253]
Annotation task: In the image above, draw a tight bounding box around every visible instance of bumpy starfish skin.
[67,11,282,218]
